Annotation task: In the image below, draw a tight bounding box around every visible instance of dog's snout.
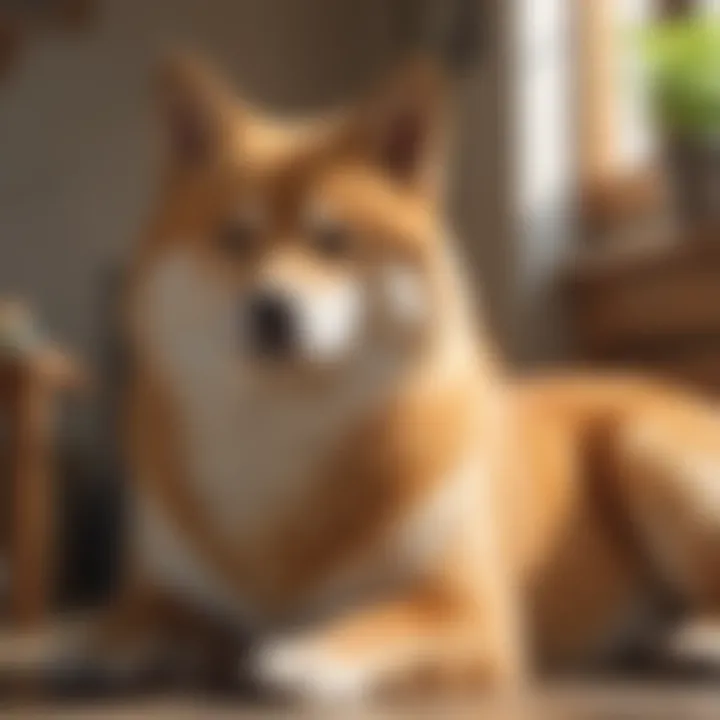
[246,291,296,357]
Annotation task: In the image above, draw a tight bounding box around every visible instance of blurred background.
[0,0,718,697]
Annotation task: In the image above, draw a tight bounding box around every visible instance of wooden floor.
[3,685,720,719]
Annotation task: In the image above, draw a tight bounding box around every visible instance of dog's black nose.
[246,291,295,357]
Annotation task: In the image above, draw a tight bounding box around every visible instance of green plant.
[640,15,720,137]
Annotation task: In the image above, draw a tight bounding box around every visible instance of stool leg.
[10,367,54,629]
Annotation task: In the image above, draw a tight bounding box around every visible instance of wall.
[0,0,509,435]
[452,0,514,354]
[511,0,574,362]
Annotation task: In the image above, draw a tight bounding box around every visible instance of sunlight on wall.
[512,0,573,361]
[616,0,657,174]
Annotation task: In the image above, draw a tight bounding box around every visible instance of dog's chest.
[181,379,357,542]
[136,348,397,624]
[137,254,362,541]
[134,252,458,625]
[136,378,373,623]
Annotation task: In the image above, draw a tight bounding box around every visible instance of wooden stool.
[0,347,83,629]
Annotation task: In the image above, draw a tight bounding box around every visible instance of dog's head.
[139,54,454,383]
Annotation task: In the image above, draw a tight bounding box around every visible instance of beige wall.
[0,0,510,392]
[511,0,574,363]
[452,0,513,352]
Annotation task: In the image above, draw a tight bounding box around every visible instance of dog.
[5,54,720,704]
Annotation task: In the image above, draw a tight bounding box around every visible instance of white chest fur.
[133,249,476,627]
[133,251,398,623]
[133,384,369,621]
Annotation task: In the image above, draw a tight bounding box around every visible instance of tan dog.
[7,55,720,703]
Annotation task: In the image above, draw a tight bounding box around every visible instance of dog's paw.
[247,637,372,705]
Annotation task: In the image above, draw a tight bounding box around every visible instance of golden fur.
[123,55,720,700]
[5,55,719,704]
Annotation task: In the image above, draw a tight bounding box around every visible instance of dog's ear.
[154,51,240,167]
[354,57,449,199]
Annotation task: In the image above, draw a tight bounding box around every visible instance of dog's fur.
[6,55,720,703]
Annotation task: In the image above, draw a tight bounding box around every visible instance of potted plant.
[640,15,720,230]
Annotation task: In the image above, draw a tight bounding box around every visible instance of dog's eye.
[216,219,259,258]
[311,221,353,260]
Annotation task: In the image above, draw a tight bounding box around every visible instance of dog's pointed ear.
[154,51,240,167]
[355,57,449,198]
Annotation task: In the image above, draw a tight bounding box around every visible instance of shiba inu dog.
[5,54,720,704]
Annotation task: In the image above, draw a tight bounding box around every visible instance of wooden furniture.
[0,347,82,628]
[565,225,720,393]
[569,0,720,386]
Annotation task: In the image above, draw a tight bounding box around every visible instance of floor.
[3,685,720,719]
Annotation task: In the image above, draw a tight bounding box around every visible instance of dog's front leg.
[249,575,526,705]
